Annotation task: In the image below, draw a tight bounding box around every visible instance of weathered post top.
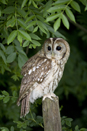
[42,96,61,131]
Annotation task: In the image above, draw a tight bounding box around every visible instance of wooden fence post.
[42,96,61,131]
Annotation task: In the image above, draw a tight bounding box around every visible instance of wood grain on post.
[42,96,61,131]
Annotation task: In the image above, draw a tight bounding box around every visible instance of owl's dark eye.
[48,46,51,51]
[56,46,61,51]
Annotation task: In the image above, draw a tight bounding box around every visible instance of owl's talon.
[42,93,57,101]
[42,95,53,101]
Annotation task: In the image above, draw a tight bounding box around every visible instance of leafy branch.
[46,0,81,31]
[0,90,18,103]
[29,109,44,128]
[14,111,43,129]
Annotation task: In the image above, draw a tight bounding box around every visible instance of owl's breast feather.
[29,60,63,103]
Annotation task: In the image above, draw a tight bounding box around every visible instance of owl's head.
[42,38,70,63]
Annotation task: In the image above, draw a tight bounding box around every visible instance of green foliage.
[0,90,17,103]
[62,116,87,131]
[14,111,43,129]
[46,0,79,31]
[0,0,87,131]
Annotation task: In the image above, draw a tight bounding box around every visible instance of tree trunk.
[42,96,61,131]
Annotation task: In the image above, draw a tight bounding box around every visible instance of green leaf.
[11,75,19,81]
[0,63,11,74]
[23,40,29,47]
[17,32,23,44]
[38,25,46,34]
[0,43,6,52]
[54,18,61,31]
[7,30,17,45]
[2,6,15,14]
[21,0,28,8]
[3,96,10,103]
[37,21,48,34]
[70,1,81,12]
[0,50,6,64]
[6,18,16,27]
[65,8,75,22]
[14,120,28,128]
[17,19,26,29]
[46,14,60,22]
[10,126,14,131]
[53,0,70,5]
[47,5,65,12]
[36,15,45,22]
[29,33,41,40]
[15,45,26,55]
[17,8,26,18]
[44,24,66,39]
[75,125,79,130]
[7,52,16,63]
[0,95,4,100]
[32,1,38,8]
[25,15,35,23]
[33,26,38,33]
[37,21,48,31]
[6,45,14,54]
[85,4,87,11]
[2,90,9,96]
[80,128,87,131]
[0,0,7,4]
[32,40,41,46]
[29,44,33,49]
[13,91,17,97]
[42,0,52,17]
[11,96,17,103]
[18,30,31,41]
[61,14,69,29]
[32,44,36,49]
[0,127,9,131]
[66,119,72,127]
[79,0,86,6]
[17,33,23,46]
[36,116,43,123]
[18,54,28,68]
[26,21,36,29]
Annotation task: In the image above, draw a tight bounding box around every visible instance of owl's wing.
[17,53,51,105]
[21,52,39,76]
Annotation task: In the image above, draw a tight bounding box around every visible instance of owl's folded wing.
[17,55,51,105]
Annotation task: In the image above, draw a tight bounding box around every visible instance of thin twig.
[30,109,44,128]
[68,17,87,33]
[26,46,29,55]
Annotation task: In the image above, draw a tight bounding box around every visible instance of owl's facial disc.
[43,38,69,60]
[54,41,67,60]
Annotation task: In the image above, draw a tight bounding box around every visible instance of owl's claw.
[42,93,57,101]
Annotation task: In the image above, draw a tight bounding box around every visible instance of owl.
[17,38,70,118]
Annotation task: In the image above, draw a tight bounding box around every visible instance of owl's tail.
[20,97,30,118]
[17,94,30,118]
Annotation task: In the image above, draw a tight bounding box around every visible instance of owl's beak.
[52,52,55,57]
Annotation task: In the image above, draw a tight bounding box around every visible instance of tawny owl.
[17,38,70,117]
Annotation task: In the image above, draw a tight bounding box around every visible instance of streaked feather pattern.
[17,38,70,117]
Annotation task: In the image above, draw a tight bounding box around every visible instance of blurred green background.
[0,0,87,131]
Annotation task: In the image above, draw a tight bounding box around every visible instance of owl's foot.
[42,93,57,101]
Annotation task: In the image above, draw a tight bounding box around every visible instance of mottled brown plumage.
[17,38,70,117]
